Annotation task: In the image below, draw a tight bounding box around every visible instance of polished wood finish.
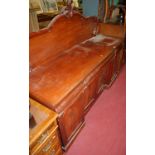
[29,99,63,155]
[30,13,97,69]
[30,12,124,150]
[58,89,85,148]
[99,23,125,38]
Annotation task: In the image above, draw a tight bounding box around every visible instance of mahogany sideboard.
[29,12,124,150]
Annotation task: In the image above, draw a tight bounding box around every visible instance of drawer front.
[58,90,84,146]
[33,139,61,155]
[37,147,63,155]
[30,120,57,152]
[30,128,59,155]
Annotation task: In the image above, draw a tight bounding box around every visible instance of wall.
[82,0,99,17]
[82,0,119,17]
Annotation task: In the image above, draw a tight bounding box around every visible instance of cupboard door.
[101,54,116,87]
[58,90,85,146]
[83,71,101,111]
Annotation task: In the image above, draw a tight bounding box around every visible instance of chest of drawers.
[29,98,63,155]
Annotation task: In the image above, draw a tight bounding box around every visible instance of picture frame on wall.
[29,0,41,10]
[40,0,58,13]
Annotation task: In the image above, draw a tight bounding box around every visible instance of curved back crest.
[30,13,98,69]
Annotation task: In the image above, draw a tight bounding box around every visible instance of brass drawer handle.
[37,127,56,144]
[42,142,53,152]
[38,132,48,144]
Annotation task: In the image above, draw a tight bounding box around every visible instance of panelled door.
[58,90,85,146]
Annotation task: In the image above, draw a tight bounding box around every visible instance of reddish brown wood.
[30,13,97,69]
[99,23,125,38]
[30,12,124,150]
[58,90,85,146]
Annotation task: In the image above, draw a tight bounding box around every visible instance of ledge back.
[30,13,98,69]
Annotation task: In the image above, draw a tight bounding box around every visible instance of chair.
[98,0,126,64]
[98,0,126,38]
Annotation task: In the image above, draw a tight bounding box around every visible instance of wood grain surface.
[29,12,124,150]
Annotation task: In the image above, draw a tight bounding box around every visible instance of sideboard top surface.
[30,34,121,110]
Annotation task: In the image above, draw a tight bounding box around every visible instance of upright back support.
[30,13,98,69]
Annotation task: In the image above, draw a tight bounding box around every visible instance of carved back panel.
[30,13,98,69]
